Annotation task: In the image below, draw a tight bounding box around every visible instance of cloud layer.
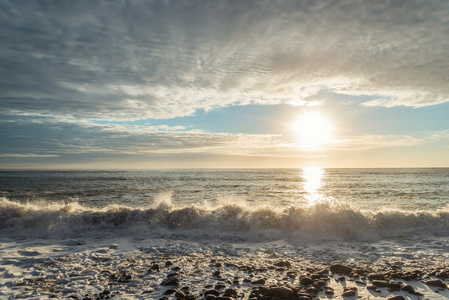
[1,0,448,121]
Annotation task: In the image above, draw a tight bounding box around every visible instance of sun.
[292,112,334,149]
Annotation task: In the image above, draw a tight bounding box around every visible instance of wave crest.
[1,197,448,242]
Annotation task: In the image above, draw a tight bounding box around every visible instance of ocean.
[1,168,449,299]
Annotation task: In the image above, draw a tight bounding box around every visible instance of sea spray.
[1,197,449,242]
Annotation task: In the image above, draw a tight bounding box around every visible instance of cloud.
[3,113,444,162]
[0,114,287,158]
[332,134,424,151]
[0,154,59,158]
[0,0,448,122]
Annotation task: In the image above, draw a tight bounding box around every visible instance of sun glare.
[302,167,325,206]
[292,112,334,149]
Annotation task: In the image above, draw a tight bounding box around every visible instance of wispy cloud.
[332,134,424,151]
[2,112,444,160]
[0,154,59,158]
[1,0,448,123]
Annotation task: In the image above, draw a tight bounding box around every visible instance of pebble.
[400,284,414,293]
[330,264,353,275]
[341,289,356,297]
[387,296,406,300]
[11,247,449,300]
[426,279,447,288]
[204,289,220,296]
[300,276,313,285]
[372,280,389,287]
[161,277,180,286]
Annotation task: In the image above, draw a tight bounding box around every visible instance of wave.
[1,197,448,242]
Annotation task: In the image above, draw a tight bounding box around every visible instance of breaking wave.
[1,197,448,242]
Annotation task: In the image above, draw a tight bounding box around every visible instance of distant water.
[1,168,449,242]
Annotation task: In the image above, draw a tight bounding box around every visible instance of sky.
[0,0,448,169]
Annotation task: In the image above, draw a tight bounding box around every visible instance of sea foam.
[1,197,448,242]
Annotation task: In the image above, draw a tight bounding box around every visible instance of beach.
[1,235,449,299]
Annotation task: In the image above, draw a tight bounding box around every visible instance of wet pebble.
[330,264,353,275]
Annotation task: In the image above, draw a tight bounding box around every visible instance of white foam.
[1,197,449,244]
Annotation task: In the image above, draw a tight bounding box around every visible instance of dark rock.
[388,282,402,291]
[367,285,380,293]
[436,271,449,279]
[402,272,418,280]
[341,290,356,297]
[205,295,216,300]
[224,288,238,298]
[270,286,294,299]
[258,286,270,294]
[353,267,367,276]
[313,280,327,287]
[297,293,312,300]
[214,297,233,300]
[318,268,329,276]
[426,279,446,288]
[372,280,389,287]
[368,274,385,280]
[324,287,334,295]
[164,288,177,295]
[401,284,415,293]
[185,296,197,300]
[215,284,226,290]
[366,285,380,293]
[161,277,180,286]
[175,291,186,299]
[330,264,353,275]
[387,296,405,300]
[299,277,313,286]
[274,261,291,268]
[306,286,319,294]
[204,289,220,297]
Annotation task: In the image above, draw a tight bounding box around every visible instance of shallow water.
[1,168,448,210]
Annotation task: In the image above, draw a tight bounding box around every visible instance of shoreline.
[1,237,448,299]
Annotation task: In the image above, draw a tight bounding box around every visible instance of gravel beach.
[1,237,448,300]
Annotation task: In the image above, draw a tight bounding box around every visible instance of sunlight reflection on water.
[302,167,325,206]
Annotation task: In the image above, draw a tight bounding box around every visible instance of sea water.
[1,168,449,299]
[1,168,448,241]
